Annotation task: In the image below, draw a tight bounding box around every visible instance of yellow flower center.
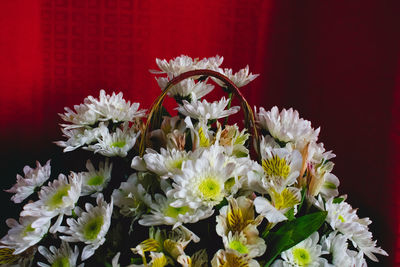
[229,240,249,254]
[47,185,71,210]
[164,205,190,218]
[198,177,221,200]
[292,247,311,266]
[83,216,104,240]
[87,175,104,186]
[338,215,345,223]
[262,155,290,178]
[167,158,184,170]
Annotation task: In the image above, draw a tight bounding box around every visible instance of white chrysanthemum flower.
[316,196,387,262]
[214,65,259,88]
[37,241,83,267]
[112,173,152,217]
[80,159,113,196]
[151,55,223,76]
[222,231,266,258]
[273,232,327,267]
[0,216,50,255]
[55,127,102,152]
[139,180,214,228]
[156,78,215,101]
[134,148,190,179]
[256,106,320,149]
[59,103,99,130]
[5,160,51,203]
[177,98,240,123]
[321,231,367,267]
[211,249,260,267]
[86,123,140,157]
[86,89,146,123]
[260,145,302,193]
[20,172,82,233]
[59,194,113,261]
[169,147,237,209]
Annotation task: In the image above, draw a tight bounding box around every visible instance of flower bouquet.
[0,55,388,266]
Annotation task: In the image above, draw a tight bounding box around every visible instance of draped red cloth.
[0,0,399,265]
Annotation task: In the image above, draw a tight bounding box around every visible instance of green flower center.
[229,240,249,254]
[83,216,104,241]
[164,205,190,218]
[338,215,345,223]
[22,224,35,237]
[167,158,184,170]
[47,185,71,210]
[51,257,70,267]
[262,155,290,178]
[198,177,221,200]
[111,141,126,148]
[293,247,311,266]
[87,175,104,186]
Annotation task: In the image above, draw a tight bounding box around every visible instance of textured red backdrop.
[0,0,399,265]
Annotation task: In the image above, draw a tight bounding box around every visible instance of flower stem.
[223,91,234,127]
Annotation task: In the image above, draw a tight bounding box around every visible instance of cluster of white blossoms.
[55,89,146,157]
[1,55,387,266]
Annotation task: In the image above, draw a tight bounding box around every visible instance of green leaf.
[263,211,327,267]
[332,197,344,204]
[284,207,295,221]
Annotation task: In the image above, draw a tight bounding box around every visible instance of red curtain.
[0,0,399,265]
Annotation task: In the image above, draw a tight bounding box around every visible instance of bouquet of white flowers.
[0,55,387,266]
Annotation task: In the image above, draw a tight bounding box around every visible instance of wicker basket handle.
[139,69,259,158]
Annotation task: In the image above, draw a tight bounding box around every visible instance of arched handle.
[139,69,260,158]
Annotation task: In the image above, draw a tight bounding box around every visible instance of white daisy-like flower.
[5,160,51,203]
[321,231,367,267]
[80,159,113,196]
[59,193,113,261]
[55,127,102,152]
[37,241,83,267]
[156,78,215,101]
[86,123,140,157]
[0,216,50,255]
[169,147,237,209]
[214,65,259,88]
[256,106,320,149]
[272,232,327,267]
[177,98,240,123]
[139,180,214,228]
[151,55,223,76]
[254,187,301,224]
[211,249,260,267]
[222,231,266,258]
[86,89,146,123]
[20,172,82,233]
[111,173,152,218]
[59,103,99,130]
[316,196,387,262]
[260,145,302,193]
[133,148,190,179]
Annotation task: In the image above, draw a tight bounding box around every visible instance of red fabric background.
[0,0,399,265]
